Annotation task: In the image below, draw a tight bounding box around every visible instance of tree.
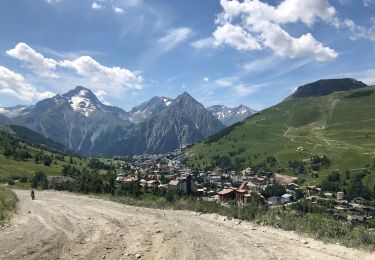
[31,171,48,189]
[347,174,371,199]
[43,156,52,166]
[262,184,286,198]
[320,172,341,192]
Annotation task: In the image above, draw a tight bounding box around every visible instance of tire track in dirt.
[1,190,374,260]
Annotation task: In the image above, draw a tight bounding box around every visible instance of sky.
[0,0,374,111]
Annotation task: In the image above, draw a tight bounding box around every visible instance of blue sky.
[0,0,374,111]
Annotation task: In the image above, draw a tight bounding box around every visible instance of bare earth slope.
[1,190,374,260]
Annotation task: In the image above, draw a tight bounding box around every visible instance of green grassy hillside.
[187,87,375,189]
[0,129,84,181]
[0,126,127,187]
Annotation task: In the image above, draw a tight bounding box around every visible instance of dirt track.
[1,190,374,260]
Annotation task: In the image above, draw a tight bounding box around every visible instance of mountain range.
[0,87,250,156]
[207,105,257,126]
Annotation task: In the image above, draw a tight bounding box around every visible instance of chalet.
[352,197,367,205]
[122,177,138,184]
[235,188,248,206]
[218,188,236,201]
[307,186,322,196]
[168,175,197,194]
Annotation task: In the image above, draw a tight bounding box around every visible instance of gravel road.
[1,190,374,260]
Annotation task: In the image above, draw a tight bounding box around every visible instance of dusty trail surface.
[1,190,374,260]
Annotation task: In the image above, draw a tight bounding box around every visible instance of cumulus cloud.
[200,0,339,61]
[6,42,59,78]
[60,56,143,89]
[92,2,104,10]
[0,66,55,102]
[213,23,261,51]
[158,27,193,52]
[113,6,124,14]
[6,42,143,92]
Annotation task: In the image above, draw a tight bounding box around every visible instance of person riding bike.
[31,188,35,200]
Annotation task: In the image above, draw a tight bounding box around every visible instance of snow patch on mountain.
[69,90,97,117]
[207,105,256,126]
[162,97,172,106]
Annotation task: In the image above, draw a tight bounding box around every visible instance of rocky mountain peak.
[288,78,368,99]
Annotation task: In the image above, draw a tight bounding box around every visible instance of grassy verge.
[0,186,18,224]
[95,192,375,251]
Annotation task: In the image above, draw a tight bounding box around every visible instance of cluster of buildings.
[114,153,300,207]
[306,189,375,223]
[112,153,375,225]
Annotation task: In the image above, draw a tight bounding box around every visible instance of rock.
[254,244,259,248]
[302,240,308,244]
[155,230,162,234]
[237,221,241,225]
[135,253,142,258]
[27,211,31,214]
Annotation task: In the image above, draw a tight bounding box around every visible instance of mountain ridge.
[207,104,257,126]
[287,78,367,99]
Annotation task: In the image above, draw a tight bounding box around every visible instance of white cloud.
[60,56,143,90]
[0,66,55,102]
[158,27,193,52]
[6,42,59,78]
[44,0,60,4]
[234,84,263,96]
[243,56,279,73]
[345,18,375,44]
[213,23,261,51]
[94,90,110,105]
[209,0,338,61]
[203,77,209,82]
[191,37,214,49]
[113,6,124,14]
[6,42,143,92]
[215,76,239,87]
[92,2,104,10]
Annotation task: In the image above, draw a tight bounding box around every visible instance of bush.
[0,187,18,222]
